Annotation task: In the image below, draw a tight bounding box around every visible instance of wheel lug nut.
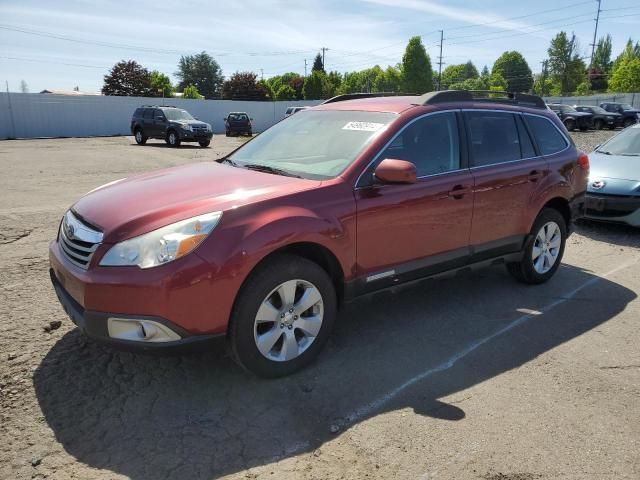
[287,325,293,330]
[294,315,298,320]
[280,313,285,318]
[289,308,293,313]
[280,323,284,328]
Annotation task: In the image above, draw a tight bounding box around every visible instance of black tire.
[506,208,567,285]
[134,128,147,145]
[579,126,588,131]
[166,130,180,147]
[623,118,635,128]
[594,119,604,130]
[564,119,576,131]
[199,140,211,147]
[225,131,230,137]
[247,131,252,137]
[228,254,337,378]
[608,125,616,130]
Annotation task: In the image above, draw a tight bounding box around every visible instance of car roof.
[313,96,421,114]
[229,112,248,114]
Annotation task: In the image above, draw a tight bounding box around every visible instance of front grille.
[58,211,103,269]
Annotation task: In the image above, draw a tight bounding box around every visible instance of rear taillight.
[578,152,589,170]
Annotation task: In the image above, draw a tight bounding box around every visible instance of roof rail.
[322,92,416,104]
[139,105,179,108]
[418,90,547,109]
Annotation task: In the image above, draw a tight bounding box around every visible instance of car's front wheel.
[623,118,636,128]
[199,140,211,147]
[594,119,604,130]
[166,130,181,147]
[564,119,576,131]
[228,254,337,377]
[134,128,147,145]
[507,208,567,284]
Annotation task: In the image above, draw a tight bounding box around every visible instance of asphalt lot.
[0,131,639,480]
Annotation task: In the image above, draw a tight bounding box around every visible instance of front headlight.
[182,124,193,131]
[100,212,222,268]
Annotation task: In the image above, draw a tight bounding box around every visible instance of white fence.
[0,93,322,140]
[543,92,640,107]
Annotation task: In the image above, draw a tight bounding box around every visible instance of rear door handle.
[448,184,472,199]
[528,170,543,182]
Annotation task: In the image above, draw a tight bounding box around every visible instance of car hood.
[72,162,319,243]
[172,120,209,127]
[570,111,593,117]
[588,151,640,193]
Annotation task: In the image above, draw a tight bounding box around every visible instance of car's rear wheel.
[564,119,576,131]
[166,130,180,147]
[608,125,616,130]
[199,140,210,147]
[507,208,567,284]
[623,118,636,128]
[134,128,147,145]
[228,254,337,377]
[594,119,604,130]
[579,125,588,131]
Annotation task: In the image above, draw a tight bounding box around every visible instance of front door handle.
[448,184,472,199]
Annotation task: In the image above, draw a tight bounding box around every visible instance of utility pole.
[588,0,602,88]
[6,81,17,139]
[321,47,329,71]
[437,30,444,91]
[260,68,264,81]
[540,60,549,97]
[304,59,307,77]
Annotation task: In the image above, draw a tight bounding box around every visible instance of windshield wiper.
[242,163,303,178]
[220,158,241,167]
[596,150,612,155]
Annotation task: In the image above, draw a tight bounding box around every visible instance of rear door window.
[143,109,154,120]
[524,115,569,156]
[516,115,536,158]
[465,111,521,167]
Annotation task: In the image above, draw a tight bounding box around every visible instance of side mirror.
[374,159,417,184]
[250,117,254,121]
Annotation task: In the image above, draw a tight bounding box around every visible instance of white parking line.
[333,260,638,431]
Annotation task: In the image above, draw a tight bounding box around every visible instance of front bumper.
[49,239,233,350]
[585,193,640,226]
[179,130,213,141]
[50,269,223,352]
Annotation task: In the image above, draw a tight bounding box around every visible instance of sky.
[1,0,639,93]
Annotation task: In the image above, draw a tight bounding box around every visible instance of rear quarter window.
[524,115,569,156]
[133,108,144,117]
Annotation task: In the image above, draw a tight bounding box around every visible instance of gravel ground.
[1,131,639,480]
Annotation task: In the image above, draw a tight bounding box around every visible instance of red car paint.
[49,96,588,341]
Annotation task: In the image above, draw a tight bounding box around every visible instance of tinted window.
[154,109,165,120]
[229,113,249,121]
[164,109,194,121]
[378,112,460,177]
[516,115,536,158]
[133,108,144,117]
[465,111,521,167]
[143,109,154,119]
[524,115,568,156]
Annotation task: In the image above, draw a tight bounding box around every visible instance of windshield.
[597,126,640,156]
[227,110,397,179]
[589,106,608,114]
[164,109,194,121]
[561,105,576,113]
[228,113,249,121]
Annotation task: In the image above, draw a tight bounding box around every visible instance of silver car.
[586,124,640,226]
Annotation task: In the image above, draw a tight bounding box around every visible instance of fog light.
[107,318,181,342]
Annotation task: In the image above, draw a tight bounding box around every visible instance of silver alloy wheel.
[135,130,142,143]
[253,279,324,362]
[532,221,561,274]
[169,132,176,145]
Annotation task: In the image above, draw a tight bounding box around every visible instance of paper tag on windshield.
[342,121,385,132]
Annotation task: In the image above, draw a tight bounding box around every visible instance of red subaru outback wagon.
[50,91,588,377]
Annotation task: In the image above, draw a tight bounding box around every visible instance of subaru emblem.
[66,222,75,239]
[591,180,606,190]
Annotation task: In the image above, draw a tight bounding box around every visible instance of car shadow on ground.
[575,219,639,248]
[34,263,636,479]
[130,142,207,149]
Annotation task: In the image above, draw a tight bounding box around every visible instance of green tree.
[613,38,640,70]
[326,71,342,92]
[608,57,640,92]
[175,52,223,99]
[440,61,478,90]
[592,34,613,72]
[222,71,267,100]
[182,85,203,99]
[401,36,433,93]
[547,32,586,95]
[102,60,152,96]
[492,51,533,92]
[303,70,331,99]
[274,84,297,100]
[312,53,325,73]
[150,71,174,97]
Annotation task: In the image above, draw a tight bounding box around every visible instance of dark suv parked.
[599,102,640,128]
[50,90,588,377]
[224,112,252,136]
[547,104,593,131]
[131,106,213,147]
[573,105,619,130]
